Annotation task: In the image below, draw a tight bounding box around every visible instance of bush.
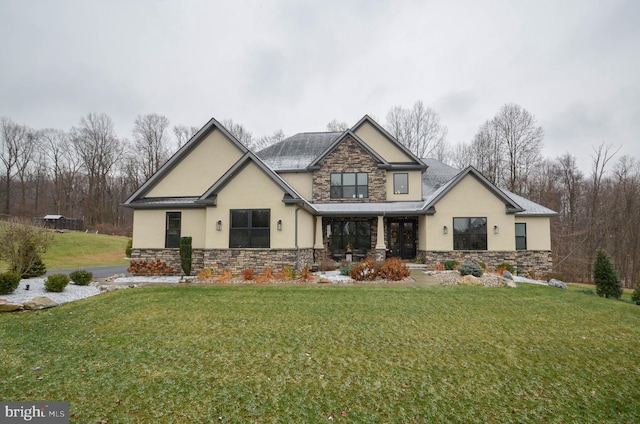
[350,258,380,281]
[242,268,255,281]
[593,248,622,299]
[20,256,47,278]
[458,260,484,277]
[45,274,70,292]
[180,237,193,276]
[378,258,411,281]
[444,260,459,270]
[0,219,54,278]
[339,265,352,276]
[125,238,132,257]
[495,262,515,274]
[69,270,93,286]
[0,271,21,295]
[631,274,640,306]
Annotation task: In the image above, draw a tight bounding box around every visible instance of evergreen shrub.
[458,260,484,277]
[0,271,21,295]
[45,274,70,293]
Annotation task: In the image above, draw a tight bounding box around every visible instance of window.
[393,173,409,194]
[515,223,527,250]
[453,217,487,250]
[230,209,270,248]
[329,221,371,251]
[165,212,181,248]
[330,172,368,199]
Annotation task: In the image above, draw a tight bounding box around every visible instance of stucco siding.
[516,216,552,250]
[425,175,515,251]
[354,121,414,163]
[132,208,206,249]
[279,172,313,200]
[146,129,244,197]
[386,170,423,201]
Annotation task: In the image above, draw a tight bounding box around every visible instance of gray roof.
[257,132,341,171]
[502,190,558,217]
[421,158,461,197]
[311,201,429,216]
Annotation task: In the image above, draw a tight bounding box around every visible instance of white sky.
[1,0,638,173]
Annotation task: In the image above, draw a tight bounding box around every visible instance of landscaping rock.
[0,298,23,312]
[457,275,481,286]
[548,278,568,290]
[503,278,517,288]
[502,270,513,280]
[23,296,58,310]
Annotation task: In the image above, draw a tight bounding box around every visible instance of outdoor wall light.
[277,219,282,231]
[443,225,448,234]
[494,225,499,234]
[216,220,222,231]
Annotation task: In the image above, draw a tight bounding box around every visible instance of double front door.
[388,219,416,260]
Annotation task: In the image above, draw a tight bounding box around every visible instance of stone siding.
[132,248,313,275]
[312,136,386,202]
[418,250,553,275]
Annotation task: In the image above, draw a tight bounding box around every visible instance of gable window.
[330,172,368,199]
[515,223,527,250]
[393,173,409,194]
[230,209,270,248]
[165,212,181,248]
[453,217,487,250]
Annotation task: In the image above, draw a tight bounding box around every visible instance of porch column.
[375,216,386,249]
[314,216,324,249]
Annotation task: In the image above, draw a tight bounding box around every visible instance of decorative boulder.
[23,296,58,310]
[457,275,481,286]
[0,298,23,312]
[548,279,568,290]
[502,270,514,280]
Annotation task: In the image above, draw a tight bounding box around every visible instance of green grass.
[0,230,130,271]
[2,284,640,423]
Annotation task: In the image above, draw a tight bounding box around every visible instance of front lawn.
[1,284,639,422]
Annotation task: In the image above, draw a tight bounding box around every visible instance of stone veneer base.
[131,248,314,275]
[418,250,553,275]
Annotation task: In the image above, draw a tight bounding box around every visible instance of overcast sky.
[1,0,638,172]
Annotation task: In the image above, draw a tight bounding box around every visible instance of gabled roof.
[257,132,341,171]
[197,151,308,207]
[421,166,525,215]
[351,115,427,169]
[123,117,249,206]
[307,130,390,170]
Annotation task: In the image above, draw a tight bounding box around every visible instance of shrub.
[197,268,215,281]
[378,258,411,281]
[21,256,47,278]
[69,270,93,286]
[255,268,275,283]
[298,266,313,282]
[242,268,255,281]
[216,269,233,283]
[0,219,54,278]
[128,259,176,276]
[45,274,70,292]
[444,260,459,270]
[180,237,193,276]
[0,271,21,295]
[339,265,352,276]
[282,266,296,280]
[458,260,484,277]
[593,247,622,299]
[495,262,515,274]
[350,258,380,281]
[631,273,640,306]
[125,238,132,257]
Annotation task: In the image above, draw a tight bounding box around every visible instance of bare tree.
[14,129,40,214]
[384,101,448,158]
[253,129,286,151]
[469,120,504,186]
[132,114,171,180]
[326,119,349,132]
[70,113,123,226]
[222,119,253,146]
[173,124,199,149]
[0,117,29,214]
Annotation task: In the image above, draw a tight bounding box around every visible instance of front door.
[388,219,416,260]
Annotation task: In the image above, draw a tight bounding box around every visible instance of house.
[123,115,557,275]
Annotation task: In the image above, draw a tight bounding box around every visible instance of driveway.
[47,265,129,279]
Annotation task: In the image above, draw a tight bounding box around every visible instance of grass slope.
[40,231,129,270]
[2,285,639,423]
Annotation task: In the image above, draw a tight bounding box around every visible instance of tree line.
[1,103,637,285]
